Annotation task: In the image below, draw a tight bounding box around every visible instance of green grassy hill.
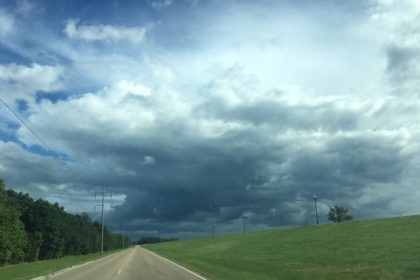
[146,216,420,280]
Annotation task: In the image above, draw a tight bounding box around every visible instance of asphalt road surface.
[49,246,206,280]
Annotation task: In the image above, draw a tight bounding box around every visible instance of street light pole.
[313,195,319,225]
[242,216,248,233]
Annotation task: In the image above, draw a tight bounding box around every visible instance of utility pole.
[96,187,111,255]
[242,216,248,233]
[122,224,125,249]
[314,194,319,225]
[211,224,215,238]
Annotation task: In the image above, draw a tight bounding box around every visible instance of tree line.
[136,236,179,244]
[0,178,131,265]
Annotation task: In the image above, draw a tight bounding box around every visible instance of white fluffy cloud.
[16,79,190,153]
[0,63,63,103]
[64,20,148,44]
[0,63,63,90]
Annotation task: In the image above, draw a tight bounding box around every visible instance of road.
[49,246,206,280]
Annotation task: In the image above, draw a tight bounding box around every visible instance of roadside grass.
[0,249,124,280]
[146,215,420,280]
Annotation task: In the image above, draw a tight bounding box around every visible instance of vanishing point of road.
[49,246,206,280]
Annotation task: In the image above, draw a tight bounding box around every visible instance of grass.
[0,249,122,280]
[146,215,420,280]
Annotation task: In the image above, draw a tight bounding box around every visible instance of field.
[0,250,121,280]
[146,216,420,280]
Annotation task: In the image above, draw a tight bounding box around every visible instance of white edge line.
[142,247,208,280]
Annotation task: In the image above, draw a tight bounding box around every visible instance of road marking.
[142,248,208,280]
[31,250,128,280]
[116,248,137,277]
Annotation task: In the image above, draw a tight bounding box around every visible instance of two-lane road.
[49,246,206,280]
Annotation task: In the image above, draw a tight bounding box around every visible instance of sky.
[0,0,420,239]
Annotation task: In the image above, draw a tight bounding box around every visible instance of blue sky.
[1,0,420,239]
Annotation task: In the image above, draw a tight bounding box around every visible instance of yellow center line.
[116,248,136,277]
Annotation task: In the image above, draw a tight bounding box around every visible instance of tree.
[327,205,353,223]
[0,179,28,264]
[0,178,132,265]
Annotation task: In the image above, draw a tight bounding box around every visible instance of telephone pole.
[122,224,125,249]
[96,187,111,255]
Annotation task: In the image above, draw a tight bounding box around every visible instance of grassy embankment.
[146,215,420,280]
[0,249,124,280]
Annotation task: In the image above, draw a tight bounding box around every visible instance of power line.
[0,97,52,150]
[0,96,78,175]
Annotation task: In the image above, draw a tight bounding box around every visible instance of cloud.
[0,63,63,90]
[148,0,174,10]
[0,63,64,105]
[370,0,420,95]
[16,0,34,16]
[0,9,14,37]
[64,20,148,44]
[386,44,420,94]
[8,70,418,234]
[2,0,420,238]
[142,156,156,165]
[0,141,72,188]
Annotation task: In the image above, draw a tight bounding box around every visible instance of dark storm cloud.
[101,97,409,234]
[5,70,410,237]
[3,71,414,237]
[290,136,405,182]
[199,96,359,131]
[107,131,280,223]
[0,142,71,186]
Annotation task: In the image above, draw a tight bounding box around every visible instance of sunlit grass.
[0,249,123,280]
[146,216,420,280]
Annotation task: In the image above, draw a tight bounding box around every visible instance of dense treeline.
[0,179,131,265]
[137,237,179,244]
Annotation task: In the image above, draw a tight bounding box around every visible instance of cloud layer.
[64,20,148,44]
[0,0,420,238]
